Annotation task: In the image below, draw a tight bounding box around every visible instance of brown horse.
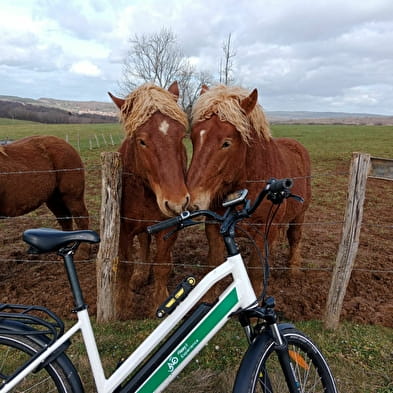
[0,135,89,231]
[187,85,311,290]
[108,82,190,319]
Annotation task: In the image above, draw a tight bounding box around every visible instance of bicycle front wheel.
[233,327,337,393]
[0,333,80,392]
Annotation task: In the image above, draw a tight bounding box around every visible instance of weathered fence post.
[96,152,121,322]
[324,152,371,329]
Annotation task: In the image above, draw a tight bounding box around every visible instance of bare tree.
[119,27,213,117]
[120,28,187,91]
[177,66,213,118]
[219,33,236,85]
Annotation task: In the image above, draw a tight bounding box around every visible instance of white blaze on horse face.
[199,129,207,149]
[159,120,170,135]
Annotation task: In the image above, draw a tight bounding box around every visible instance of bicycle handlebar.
[147,178,296,236]
[147,214,185,235]
[247,177,293,215]
[267,178,293,193]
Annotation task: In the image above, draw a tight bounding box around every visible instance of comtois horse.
[0,135,89,231]
[109,82,190,319]
[187,85,311,294]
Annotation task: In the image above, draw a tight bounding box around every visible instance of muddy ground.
[1,176,392,328]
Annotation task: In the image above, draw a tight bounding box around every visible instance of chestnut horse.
[0,135,89,230]
[187,85,311,291]
[108,82,190,319]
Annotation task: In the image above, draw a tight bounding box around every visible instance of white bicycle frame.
[3,252,257,393]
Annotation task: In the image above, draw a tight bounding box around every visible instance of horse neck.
[245,137,282,181]
[119,138,152,195]
[120,143,158,220]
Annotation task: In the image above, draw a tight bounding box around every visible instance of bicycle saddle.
[23,228,100,254]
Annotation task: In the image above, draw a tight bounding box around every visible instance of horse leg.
[115,224,136,320]
[149,233,177,316]
[59,194,89,230]
[46,195,73,231]
[206,223,225,268]
[248,225,280,295]
[48,192,90,258]
[205,223,227,301]
[54,191,90,259]
[129,232,152,290]
[286,212,306,274]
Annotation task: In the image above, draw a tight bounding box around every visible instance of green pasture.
[1,118,392,392]
[2,118,391,220]
[272,123,393,162]
[1,118,392,166]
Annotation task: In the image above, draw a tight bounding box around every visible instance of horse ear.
[240,88,258,114]
[108,92,125,110]
[200,84,209,95]
[168,81,179,100]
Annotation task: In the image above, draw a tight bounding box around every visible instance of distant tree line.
[0,101,117,124]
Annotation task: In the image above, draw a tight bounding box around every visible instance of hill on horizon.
[1,94,393,125]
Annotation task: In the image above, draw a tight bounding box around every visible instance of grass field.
[0,118,392,392]
[69,318,392,393]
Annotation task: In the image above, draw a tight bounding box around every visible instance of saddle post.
[58,243,87,312]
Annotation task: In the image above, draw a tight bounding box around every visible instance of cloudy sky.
[1,0,393,114]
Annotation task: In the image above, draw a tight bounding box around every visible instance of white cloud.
[70,60,101,77]
[1,0,393,113]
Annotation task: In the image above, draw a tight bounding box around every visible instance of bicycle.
[0,178,338,393]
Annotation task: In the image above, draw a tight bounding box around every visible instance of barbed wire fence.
[0,153,392,325]
[0,164,391,273]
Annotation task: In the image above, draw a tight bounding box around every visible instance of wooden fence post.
[324,152,371,329]
[96,152,122,322]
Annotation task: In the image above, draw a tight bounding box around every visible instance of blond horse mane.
[119,84,188,136]
[191,85,271,143]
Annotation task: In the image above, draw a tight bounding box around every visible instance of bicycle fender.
[233,323,296,392]
[0,319,85,393]
[278,323,295,331]
[0,319,66,346]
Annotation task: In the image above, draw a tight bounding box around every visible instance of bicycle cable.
[256,202,281,305]
[231,200,282,309]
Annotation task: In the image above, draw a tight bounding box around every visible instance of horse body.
[109,82,189,319]
[187,85,311,289]
[0,135,88,231]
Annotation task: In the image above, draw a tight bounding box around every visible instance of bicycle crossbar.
[1,254,256,393]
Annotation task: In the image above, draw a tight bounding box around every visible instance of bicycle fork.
[270,323,301,393]
[238,299,302,393]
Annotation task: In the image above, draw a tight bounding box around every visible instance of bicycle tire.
[233,326,338,393]
[0,333,81,392]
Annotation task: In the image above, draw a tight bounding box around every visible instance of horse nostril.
[182,195,190,210]
[164,200,173,215]
[164,200,181,216]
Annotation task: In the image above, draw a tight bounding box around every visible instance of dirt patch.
[0,178,392,327]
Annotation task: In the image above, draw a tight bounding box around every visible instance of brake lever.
[268,190,304,205]
[267,190,291,204]
[289,193,304,203]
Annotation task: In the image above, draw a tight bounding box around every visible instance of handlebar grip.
[268,178,293,193]
[147,216,181,234]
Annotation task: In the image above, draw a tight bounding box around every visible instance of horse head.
[109,82,190,216]
[187,85,270,210]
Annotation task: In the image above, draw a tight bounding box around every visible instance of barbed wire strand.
[1,257,392,275]
[0,167,391,275]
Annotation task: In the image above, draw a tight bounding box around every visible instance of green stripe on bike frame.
[137,287,239,393]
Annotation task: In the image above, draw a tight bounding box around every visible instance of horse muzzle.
[160,194,190,216]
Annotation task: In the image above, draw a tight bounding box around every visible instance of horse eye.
[222,140,231,149]
[139,139,147,147]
